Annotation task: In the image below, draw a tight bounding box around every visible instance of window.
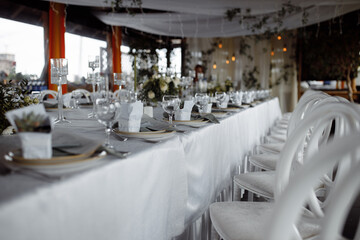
[65,33,107,83]
[0,17,44,78]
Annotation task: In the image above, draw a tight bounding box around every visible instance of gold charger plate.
[113,129,176,140]
[11,147,99,166]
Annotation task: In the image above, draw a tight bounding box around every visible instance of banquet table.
[0,97,282,240]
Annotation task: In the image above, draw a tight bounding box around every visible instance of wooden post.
[112,26,122,91]
[48,2,67,93]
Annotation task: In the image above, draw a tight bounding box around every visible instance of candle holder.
[50,58,70,124]
[87,56,100,118]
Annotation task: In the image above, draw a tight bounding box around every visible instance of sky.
[0,18,44,77]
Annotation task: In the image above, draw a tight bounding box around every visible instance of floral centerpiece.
[140,73,181,104]
[0,79,38,133]
[207,79,234,95]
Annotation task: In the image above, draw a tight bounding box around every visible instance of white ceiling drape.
[43,0,360,37]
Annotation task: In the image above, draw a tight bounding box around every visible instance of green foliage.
[139,73,180,104]
[243,66,260,89]
[14,112,51,133]
[200,40,217,74]
[105,0,142,15]
[301,13,360,81]
[224,1,308,34]
[0,79,30,132]
[207,79,234,95]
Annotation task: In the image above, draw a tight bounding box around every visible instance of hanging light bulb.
[218,41,223,49]
[271,48,275,56]
[283,44,287,52]
[277,35,282,40]
[213,62,217,69]
[231,53,236,62]
[226,57,230,64]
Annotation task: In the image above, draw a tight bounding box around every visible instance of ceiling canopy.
[43,0,360,38]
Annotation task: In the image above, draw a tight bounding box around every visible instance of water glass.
[114,73,126,89]
[215,92,227,108]
[95,98,118,149]
[195,93,209,114]
[162,95,180,125]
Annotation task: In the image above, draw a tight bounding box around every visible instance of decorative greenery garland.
[225,1,310,35]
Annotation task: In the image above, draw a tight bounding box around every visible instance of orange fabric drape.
[112,26,122,91]
[48,2,67,93]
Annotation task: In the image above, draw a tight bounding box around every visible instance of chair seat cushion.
[210,201,320,240]
[259,142,284,154]
[266,134,287,143]
[233,171,276,199]
[249,154,279,171]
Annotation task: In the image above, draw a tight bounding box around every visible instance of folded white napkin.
[143,106,154,118]
[118,101,143,132]
[203,103,213,113]
[6,104,53,159]
[63,93,72,108]
[175,100,194,120]
[218,95,230,108]
[19,132,52,159]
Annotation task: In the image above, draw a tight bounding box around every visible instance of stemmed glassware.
[215,92,227,108]
[229,91,243,106]
[87,56,100,118]
[95,97,118,149]
[162,95,180,125]
[114,73,126,90]
[195,93,209,115]
[180,76,193,99]
[71,91,82,109]
[50,58,70,124]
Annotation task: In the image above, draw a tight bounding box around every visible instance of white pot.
[19,132,52,159]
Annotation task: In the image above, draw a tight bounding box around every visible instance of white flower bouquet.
[140,74,180,104]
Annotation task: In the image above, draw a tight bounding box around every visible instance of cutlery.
[100,146,131,158]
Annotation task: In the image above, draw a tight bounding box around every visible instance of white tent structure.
[44,0,360,38]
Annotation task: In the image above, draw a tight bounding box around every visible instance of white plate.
[211,112,228,118]
[113,129,176,140]
[172,119,209,127]
[212,107,240,112]
[4,151,106,177]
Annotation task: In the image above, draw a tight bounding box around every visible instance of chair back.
[267,101,360,240]
[286,90,329,137]
[266,132,360,240]
[40,90,58,101]
[71,89,91,102]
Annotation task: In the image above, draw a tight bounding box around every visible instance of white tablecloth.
[0,98,281,240]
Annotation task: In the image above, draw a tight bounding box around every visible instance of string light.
[218,41,223,49]
[277,35,282,40]
[283,45,287,52]
[213,62,217,69]
[231,53,236,62]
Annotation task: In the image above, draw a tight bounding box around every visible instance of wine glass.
[114,73,127,90]
[71,90,83,109]
[50,58,70,124]
[215,92,227,108]
[195,93,209,114]
[95,98,118,149]
[162,95,180,125]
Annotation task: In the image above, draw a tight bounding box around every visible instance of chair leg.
[247,190,254,201]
